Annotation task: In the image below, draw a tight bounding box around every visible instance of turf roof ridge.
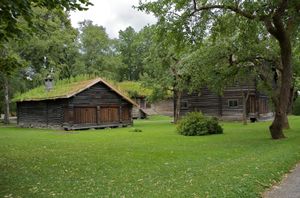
[14,77,138,106]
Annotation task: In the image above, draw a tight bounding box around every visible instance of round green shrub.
[206,117,223,134]
[177,112,223,136]
[292,97,300,115]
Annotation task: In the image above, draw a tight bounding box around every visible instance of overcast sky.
[70,0,157,38]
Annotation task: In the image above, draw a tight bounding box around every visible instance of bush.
[177,112,223,136]
[129,128,142,132]
[292,97,300,115]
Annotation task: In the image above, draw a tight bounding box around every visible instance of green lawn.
[1,116,300,198]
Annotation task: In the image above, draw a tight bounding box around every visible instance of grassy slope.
[0,116,300,198]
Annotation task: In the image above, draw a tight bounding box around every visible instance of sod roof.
[14,77,137,106]
[117,81,152,98]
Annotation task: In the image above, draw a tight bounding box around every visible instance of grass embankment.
[0,116,300,197]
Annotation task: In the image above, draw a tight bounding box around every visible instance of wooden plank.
[97,106,100,124]
[119,106,122,123]
[99,107,120,123]
[73,107,97,124]
[218,95,222,116]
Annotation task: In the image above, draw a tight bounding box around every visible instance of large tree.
[0,0,92,124]
[0,0,91,41]
[138,26,190,122]
[0,45,24,124]
[117,26,148,81]
[78,20,121,79]
[139,0,300,139]
[0,6,88,124]
[18,8,82,85]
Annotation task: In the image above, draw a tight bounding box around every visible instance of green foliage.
[0,0,92,41]
[292,97,300,115]
[19,7,83,82]
[206,117,224,134]
[138,0,300,124]
[78,20,120,79]
[177,112,223,136]
[117,26,146,81]
[1,116,300,197]
[129,128,143,132]
[138,25,189,102]
[117,81,152,98]
[0,7,85,116]
[0,45,25,76]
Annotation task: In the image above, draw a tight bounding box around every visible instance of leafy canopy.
[0,0,92,41]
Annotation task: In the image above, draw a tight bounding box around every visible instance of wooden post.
[218,95,223,117]
[97,106,101,124]
[46,101,49,126]
[119,106,122,123]
[69,105,74,126]
[256,93,259,119]
[129,105,133,125]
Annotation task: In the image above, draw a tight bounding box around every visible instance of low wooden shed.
[15,78,137,130]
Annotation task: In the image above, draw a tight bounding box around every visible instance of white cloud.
[70,0,157,38]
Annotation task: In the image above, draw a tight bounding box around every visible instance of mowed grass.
[0,116,300,198]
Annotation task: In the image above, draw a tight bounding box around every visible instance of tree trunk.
[173,88,177,123]
[269,33,292,139]
[287,86,295,114]
[282,113,289,129]
[174,90,182,123]
[281,86,295,129]
[242,91,250,125]
[3,76,10,124]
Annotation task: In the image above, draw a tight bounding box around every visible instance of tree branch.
[189,2,268,20]
[273,0,288,17]
[264,19,280,39]
[272,15,286,39]
[268,0,289,40]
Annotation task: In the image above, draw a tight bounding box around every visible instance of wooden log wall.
[70,82,130,106]
[181,88,221,117]
[17,99,67,128]
[179,84,272,120]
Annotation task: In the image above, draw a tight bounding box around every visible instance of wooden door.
[100,107,119,123]
[74,107,97,124]
[122,106,131,121]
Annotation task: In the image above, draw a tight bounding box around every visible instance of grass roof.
[116,81,152,98]
[13,75,153,103]
[13,76,100,102]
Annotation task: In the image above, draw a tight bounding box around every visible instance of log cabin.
[179,83,273,121]
[15,78,137,130]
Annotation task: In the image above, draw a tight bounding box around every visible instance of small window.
[228,99,238,108]
[181,101,188,109]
